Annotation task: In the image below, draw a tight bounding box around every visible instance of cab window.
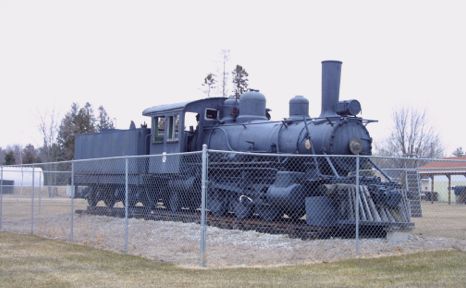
[152,116,165,144]
[167,115,179,142]
[205,108,218,120]
[184,112,199,132]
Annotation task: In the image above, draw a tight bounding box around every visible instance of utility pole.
[221,49,230,97]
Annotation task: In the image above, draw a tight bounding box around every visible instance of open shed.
[417,156,466,204]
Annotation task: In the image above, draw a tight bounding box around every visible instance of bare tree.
[39,110,59,162]
[377,108,443,159]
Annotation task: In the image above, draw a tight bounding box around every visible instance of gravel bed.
[5,213,466,268]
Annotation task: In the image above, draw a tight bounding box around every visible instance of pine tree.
[202,73,216,97]
[97,106,115,131]
[232,64,249,99]
[452,147,464,157]
[22,144,41,164]
[4,151,15,165]
[56,102,114,160]
[57,102,97,160]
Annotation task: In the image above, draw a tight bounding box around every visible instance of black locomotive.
[74,61,413,230]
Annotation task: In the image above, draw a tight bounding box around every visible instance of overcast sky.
[0,0,464,155]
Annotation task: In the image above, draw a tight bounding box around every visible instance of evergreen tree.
[232,65,249,99]
[22,144,41,164]
[452,147,464,157]
[55,102,114,160]
[57,102,97,160]
[202,73,216,97]
[4,150,15,165]
[97,106,115,131]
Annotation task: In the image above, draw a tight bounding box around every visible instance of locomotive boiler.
[74,60,413,232]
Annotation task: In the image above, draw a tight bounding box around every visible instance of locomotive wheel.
[122,196,138,208]
[139,191,155,211]
[286,210,306,221]
[168,191,182,212]
[122,199,138,208]
[114,186,137,207]
[233,197,254,219]
[85,187,98,207]
[256,204,282,221]
[87,195,98,207]
[104,197,116,208]
[187,195,200,211]
[209,198,228,217]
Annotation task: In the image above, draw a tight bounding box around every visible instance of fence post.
[124,158,129,253]
[355,155,360,255]
[70,162,75,241]
[0,165,3,231]
[21,166,24,194]
[200,144,208,267]
[38,170,42,214]
[31,165,35,235]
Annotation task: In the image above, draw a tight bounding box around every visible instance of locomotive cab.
[142,97,226,173]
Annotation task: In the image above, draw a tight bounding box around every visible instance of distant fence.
[1,148,466,267]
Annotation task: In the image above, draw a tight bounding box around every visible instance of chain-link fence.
[1,148,466,267]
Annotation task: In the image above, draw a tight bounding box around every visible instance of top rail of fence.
[1,149,466,169]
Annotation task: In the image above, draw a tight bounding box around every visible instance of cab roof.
[142,97,226,116]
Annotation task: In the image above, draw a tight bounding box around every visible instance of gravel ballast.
[8,213,464,268]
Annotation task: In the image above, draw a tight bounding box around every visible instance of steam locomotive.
[74,61,413,229]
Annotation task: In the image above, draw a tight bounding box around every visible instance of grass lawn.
[1,232,466,287]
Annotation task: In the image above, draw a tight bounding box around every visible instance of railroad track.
[75,206,394,239]
[76,206,333,239]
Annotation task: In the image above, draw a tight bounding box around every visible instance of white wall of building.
[0,167,44,187]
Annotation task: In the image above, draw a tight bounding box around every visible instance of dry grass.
[1,232,466,288]
[1,196,87,220]
[413,202,466,240]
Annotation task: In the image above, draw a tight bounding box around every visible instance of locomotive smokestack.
[320,60,342,117]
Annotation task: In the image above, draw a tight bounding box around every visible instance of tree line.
[0,103,114,165]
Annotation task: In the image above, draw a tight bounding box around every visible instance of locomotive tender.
[75,60,413,230]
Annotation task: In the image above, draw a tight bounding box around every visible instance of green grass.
[1,232,465,288]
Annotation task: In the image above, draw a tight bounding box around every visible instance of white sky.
[0,0,465,155]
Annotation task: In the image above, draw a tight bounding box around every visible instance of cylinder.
[320,60,342,117]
